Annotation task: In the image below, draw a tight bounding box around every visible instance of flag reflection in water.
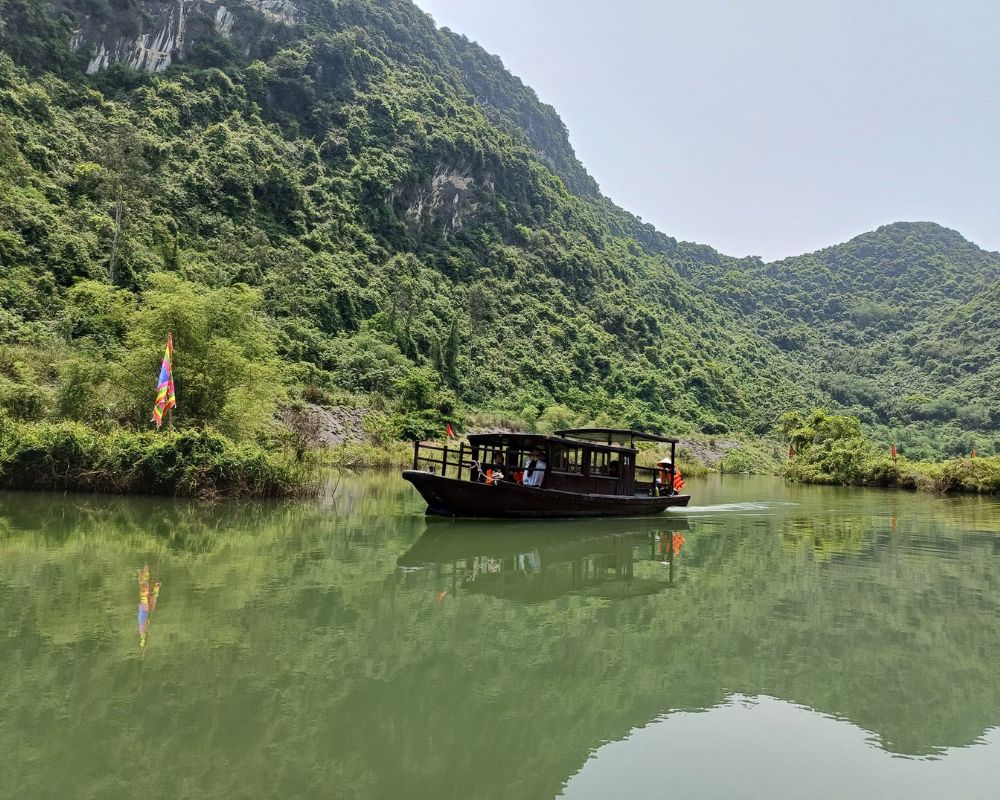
[655,531,685,560]
[137,564,161,656]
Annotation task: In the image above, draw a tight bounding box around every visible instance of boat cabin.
[410,428,680,498]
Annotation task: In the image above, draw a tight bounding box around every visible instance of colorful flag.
[891,444,897,460]
[445,422,455,438]
[151,332,176,429]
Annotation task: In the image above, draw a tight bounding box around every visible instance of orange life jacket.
[659,467,685,493]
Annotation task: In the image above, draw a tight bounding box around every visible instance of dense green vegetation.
[690,223,1000,459]
[782,408,1000,494]
[0,0,809,454]
[0,0,995,493]
[0,415,312,497]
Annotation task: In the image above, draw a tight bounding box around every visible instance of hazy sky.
[414,0,1000,261]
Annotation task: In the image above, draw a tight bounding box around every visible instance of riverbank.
[0,418,313,499]
[779,409,1000,495]
[8,412,993,499]
[785,451,1000,495]
[0,414,774,500]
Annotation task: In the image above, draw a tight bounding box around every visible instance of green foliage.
[0,0,994,487]
[691,222,1000,453]
[783,408,1000,494]
[0,4,809,453]
[717,443,781,475]
[116,275,286,438]
[321,440,413,469]
[0,415,310,497]
[899,456,1000,494]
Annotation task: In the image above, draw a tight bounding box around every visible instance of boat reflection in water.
[398,518,690,603]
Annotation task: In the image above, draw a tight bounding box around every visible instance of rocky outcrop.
[399,161,494,237]
[63,0,305,75]
[281,404,368,447]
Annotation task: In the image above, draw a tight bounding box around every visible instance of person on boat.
[523,449,546,487]
[608,459,620,478]
[656,458,684,496]
[485,452,505,485]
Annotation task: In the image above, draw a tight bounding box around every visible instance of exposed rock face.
[400,161,495,237]
[281,404,368,448]
[64,0,304,75]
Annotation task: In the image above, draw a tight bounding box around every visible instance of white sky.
[414,0,1000,261]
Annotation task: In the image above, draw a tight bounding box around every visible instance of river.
[2,474,1000,799]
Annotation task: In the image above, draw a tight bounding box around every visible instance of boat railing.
[633,464,681,496]
[411,441,479,481]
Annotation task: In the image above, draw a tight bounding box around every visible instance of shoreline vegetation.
[781,410,1000,496]
[0,417,313,499]
[0,410,1000,499]
[3,406,996,500]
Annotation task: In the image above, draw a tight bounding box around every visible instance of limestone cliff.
[64,0,304,75]
[0,0,599,202]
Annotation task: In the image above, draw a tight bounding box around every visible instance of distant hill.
[686,222,1000,456]
[0,0,995,455]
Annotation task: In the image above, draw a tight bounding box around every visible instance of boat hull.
[402,470,690,518]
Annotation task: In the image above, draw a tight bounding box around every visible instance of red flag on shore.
[891,444,897,460]
[445,423,455,438]
[788,445,797,458]
[971,449,977,458]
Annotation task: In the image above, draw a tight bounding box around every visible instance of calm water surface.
[3,474,1000,799]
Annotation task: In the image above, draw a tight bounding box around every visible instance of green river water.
[3,474,1000,799]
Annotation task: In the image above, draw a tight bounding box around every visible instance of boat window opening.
[591,451,609,474]
[550,446,583,474]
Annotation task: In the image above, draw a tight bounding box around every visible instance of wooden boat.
[402,428,691,518]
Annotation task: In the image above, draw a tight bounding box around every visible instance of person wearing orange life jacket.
[656,457,684,496]
[485,452,505,485]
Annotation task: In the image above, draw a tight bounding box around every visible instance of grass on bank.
[321,440,413,470]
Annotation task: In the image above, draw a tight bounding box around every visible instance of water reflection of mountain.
[3,479,1000,799]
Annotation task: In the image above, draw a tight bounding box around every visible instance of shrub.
[0,417,312,498]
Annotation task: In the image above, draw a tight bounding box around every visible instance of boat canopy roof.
[554,428,679,446]
[466,431,636,455]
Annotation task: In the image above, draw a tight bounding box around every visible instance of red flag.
[890,444,897,460]
[788,445,797,458]
[971,449,977,458]
[445,423,455,438]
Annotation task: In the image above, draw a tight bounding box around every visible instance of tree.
[94,125,152,285]
[114,275,286,439]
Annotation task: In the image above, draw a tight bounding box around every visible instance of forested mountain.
[0,0,995,455]
[686,222,1000,456]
